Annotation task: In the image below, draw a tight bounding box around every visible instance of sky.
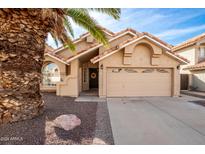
[47,8,205,49]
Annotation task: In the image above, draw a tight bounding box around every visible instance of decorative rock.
[53,114,81,131]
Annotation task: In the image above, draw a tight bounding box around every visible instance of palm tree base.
[0,93,44,124]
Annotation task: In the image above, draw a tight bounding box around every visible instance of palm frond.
[63,18,74,38]
[46,8,121,50]
[88,8,121,20]
[64,8,108,46]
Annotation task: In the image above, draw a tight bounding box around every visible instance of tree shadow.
[0,93,98,145]
[189,100,205,107]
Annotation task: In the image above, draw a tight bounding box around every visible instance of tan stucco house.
[42,27,188,97]
[173,33,205,91]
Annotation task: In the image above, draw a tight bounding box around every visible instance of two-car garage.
[106,68,172,97]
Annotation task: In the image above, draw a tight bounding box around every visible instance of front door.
[89,68,98,89]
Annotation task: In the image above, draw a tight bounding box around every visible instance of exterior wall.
[176,45,205,90]
[176,46,196,74]
[192,70,205,91]
[43,55,67,77]
[56,59,79,97]
[99,42,180,97]
[41,55,68,91]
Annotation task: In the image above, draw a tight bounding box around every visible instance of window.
[42,63,61,86]
[199,47,205,59]
[83,68,88,83]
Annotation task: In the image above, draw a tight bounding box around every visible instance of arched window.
[42,63,61,86]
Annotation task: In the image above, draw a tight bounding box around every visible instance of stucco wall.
[192,70,205,91]
[56,59,79,97]
[43,55,67,76]
[176,46,196,74]
[99,41,180,97]
[41,55,68,91]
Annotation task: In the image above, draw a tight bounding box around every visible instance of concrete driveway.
[107,95,205,144]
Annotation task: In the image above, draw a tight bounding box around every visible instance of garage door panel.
[107,68,172,97]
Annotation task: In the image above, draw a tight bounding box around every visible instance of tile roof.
[142,32,173,48]
[172,33,205,52]
[184,60,205,71]
[90,33,189,64]
[90,46,119,63]
[65,42,99,62]
[44,44,69,64]
[65,28,139,62]
[46,51,68,63]
[113,28,141,36]
[118,32,173,49]
[45,44,54,53]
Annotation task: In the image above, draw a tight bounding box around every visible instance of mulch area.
[0,93,113,145]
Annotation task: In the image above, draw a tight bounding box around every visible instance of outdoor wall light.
[100,64,103,70]
[177,65,180,70]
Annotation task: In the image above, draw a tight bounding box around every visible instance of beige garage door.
[107,68,172,97]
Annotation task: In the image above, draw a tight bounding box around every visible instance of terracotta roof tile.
[45,44,54,53]
[65,29,140,62]
[45,45,68,64]
[66,42,99,62]
[90,46,119,63]
[53,28,139,53]
[97,25,115,35]
[172,33,205,52]
[118,32,173,49]
[184,60,205,70]
[142,32,173,48]
[114,28,140,36]
[91,33,189,63]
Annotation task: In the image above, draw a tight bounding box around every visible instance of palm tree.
[0,8,120,124]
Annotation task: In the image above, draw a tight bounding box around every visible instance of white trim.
[92,35,188,64]
[121,35,145,48]
[144,35,171,50]
[66,31,137,63]
[45,53,69,65]
[120,35,171,51]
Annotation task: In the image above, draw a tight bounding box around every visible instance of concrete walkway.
[75,96,106,102]
[107,95,205,144]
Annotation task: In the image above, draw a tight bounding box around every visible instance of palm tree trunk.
[0,9,48,124]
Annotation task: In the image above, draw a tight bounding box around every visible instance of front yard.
[0,93,114,145]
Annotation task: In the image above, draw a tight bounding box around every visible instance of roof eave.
[44,53,69,65]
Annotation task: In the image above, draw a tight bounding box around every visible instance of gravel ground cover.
[0,93,113,145]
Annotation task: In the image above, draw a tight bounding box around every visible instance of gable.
[44,54,68,65]
[91,35,188,64]
[100,43,180,68]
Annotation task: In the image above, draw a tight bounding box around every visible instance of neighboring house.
[42,27,188,97]
[172,33,205,92]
